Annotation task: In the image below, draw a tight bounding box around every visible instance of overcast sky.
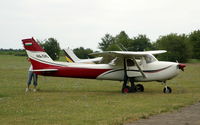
[0,0,200,50]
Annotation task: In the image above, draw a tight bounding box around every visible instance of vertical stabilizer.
[22,38,54,70]
[63,48,80,62]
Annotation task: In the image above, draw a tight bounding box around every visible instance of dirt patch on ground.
[126,102,200,125]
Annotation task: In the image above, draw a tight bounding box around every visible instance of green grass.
[0,55,200,125]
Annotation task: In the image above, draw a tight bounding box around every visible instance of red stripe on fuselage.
[30,59,111,79]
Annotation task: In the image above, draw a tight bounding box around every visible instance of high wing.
[90,50,166,57]
[90,50,166,63]
[145,50,167,55]
[90,50,167,65]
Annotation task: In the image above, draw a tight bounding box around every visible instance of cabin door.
[126,58,142,77]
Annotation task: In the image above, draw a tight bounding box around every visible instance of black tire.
[129,86,137,93]
[122,86,130,93]
[136,84,144,92]
[163,86,172,93]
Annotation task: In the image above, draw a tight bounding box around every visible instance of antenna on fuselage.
[116,43,128,51]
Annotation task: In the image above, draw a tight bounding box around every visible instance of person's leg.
[33,73,38,92]
[26,71,33,92]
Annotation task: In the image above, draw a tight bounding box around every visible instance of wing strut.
[123,58,128,85]
[121,58,129,93]
[121,58,138,93]
[132,57,147,78]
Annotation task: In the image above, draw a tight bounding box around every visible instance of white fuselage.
[96,61,180,82]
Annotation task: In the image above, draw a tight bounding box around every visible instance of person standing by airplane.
[26,58,38,92]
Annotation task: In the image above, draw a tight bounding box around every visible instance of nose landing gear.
[162,81,172,93]
[163,86,172,93]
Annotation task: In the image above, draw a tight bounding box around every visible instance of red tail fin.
[22,37,54,71]
[22,38,44,52]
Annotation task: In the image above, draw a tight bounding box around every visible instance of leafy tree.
[106,44,121,51]
[98,31,153,51]
[98,31,132,51]
[155,34,188,62]
[98,34,115,51]
[40,38,61,60]
[128,34,152,51]
[73,47,93,59]
[188,30,200,59]
[115,31,132,50]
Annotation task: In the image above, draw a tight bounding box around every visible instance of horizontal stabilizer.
[31,69,58,72]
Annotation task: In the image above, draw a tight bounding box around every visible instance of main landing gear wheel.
[121,84,144,93]
[136,84,144,92]
[163,86,172,93]
[122,86,130,93]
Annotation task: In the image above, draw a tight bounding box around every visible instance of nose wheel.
[163,86,172,93]
[162,81,172,93]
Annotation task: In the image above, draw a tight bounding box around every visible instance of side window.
[127,59,135,66]
[145,56,151,63]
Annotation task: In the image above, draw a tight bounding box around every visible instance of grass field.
[0,55,200,125]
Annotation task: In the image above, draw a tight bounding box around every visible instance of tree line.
[0,48,26,56]
[1,30,199,62]
[98,30,200,62]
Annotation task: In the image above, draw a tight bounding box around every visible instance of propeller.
[176,60,186,71]
[178,63,186,71]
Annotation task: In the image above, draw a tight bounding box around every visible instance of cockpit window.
[127,59,135,66]
[145,55,157,63]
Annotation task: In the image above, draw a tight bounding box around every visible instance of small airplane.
[63,48,102,63]
[22,38,186,93]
